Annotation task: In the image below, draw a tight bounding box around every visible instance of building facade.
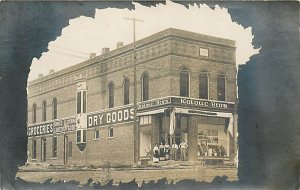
[27,28,238,167]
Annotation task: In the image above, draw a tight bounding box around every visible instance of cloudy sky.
[28,1,260,81]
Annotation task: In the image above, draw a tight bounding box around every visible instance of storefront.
[137,96,237,163]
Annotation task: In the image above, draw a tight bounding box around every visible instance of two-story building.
[27,28,238,167]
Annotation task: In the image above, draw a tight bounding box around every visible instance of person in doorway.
[179,140,188,161]
[171,142,178,161]
[152,143,159,163]
[198,142,204,156]
[164,142,170,160]
[159,142,165,161]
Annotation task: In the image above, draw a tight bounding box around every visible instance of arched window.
[180,68,190,97]
[141,73,149,101]
[32,103,37,123]
[42,101,47,121]
[199,74,209,99]
[52,98,57,120]
[108,82,114,108]
[123,79,130,105]
[217,75,226,101]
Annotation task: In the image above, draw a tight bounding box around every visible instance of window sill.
[108,137,114,139]
[31,159,37,161]
[93,138,100,141]
[51,157,57,160]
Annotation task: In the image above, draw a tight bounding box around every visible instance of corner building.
[27,28,238,167]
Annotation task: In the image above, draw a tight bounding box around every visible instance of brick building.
[27,28,238,167]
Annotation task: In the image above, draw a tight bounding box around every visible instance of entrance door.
[64,135,68,165]
[41,138,46,162]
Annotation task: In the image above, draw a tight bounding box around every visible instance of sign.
[138,97,171,110]
[27,122,53,137]
[53,117,76,134]
[87,106,134,128]
[172,97,235,111]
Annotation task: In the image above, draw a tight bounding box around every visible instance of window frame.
[123,78,130,105]
[217,75,226,101]
[108,82,114,108]
[108,127,114,138]
[141,73,149,101]
[52,136,57,158]
[179,68,190,97]
[94,130,100,140]
[52,98,57,120]
[32,139,37,160]
[199,73,209,100]
[32,103,37,123]
[42,100,47,122]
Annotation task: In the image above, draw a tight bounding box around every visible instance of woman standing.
[152,143,159,163]
[164,142,170,160]
[159,142,165,161]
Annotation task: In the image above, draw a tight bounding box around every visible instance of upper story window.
[76,81,87,114]
[199,74,209,99]
[180,68,190,97]
[141,73,149,101]
[42,101,47,121]
[108,82,114,108]
[52,98,57,120]
[123,79,130,105]
[32,103,37,123]
[217,75,226,101]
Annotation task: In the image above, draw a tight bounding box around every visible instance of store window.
[52,98,57,120]
[108,82,114,108]
[139,115,152,125]
[77,92,81,114]
[32,103,36,123]
[94,130,100,140]
[52,136,57,158]
[198,129,218,145]
[108,127,114,138]
[123,79,130,105]
[141,73,149,101]
[199,74,209,99]
[217,75,226,101]
[42,101,47,121]
[32,139,37,159]
[180,68,190,97]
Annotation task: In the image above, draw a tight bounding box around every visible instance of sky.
[28,0,260,81]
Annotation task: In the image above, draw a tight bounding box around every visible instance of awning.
[175,108,234,137]
[137,108,166,116]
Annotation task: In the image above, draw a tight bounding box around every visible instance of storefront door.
[41,138,46,162]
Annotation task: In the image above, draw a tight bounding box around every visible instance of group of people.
[198,144,226,157]
[152,140,188,163]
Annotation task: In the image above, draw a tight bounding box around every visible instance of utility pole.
[123,17,143,164]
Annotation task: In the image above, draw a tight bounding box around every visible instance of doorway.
[64,135,68,165]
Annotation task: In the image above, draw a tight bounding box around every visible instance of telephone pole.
[123,17,144,164]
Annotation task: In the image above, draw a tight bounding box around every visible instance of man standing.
[179,140,188,161]
[171,142,178,161]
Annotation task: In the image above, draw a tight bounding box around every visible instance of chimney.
[89,53,96,59]
[116,42,123,48]
[38,74,44,78]
[102,47,110,54]
[49,69,54,74]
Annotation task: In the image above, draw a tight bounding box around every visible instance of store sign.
[138,97,171,110]
[27,122,53,137]
[87,107,134,128]
[53,117,76,134]
[172,97,235,110]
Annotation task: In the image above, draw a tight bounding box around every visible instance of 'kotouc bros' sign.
[87,106,134,128]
